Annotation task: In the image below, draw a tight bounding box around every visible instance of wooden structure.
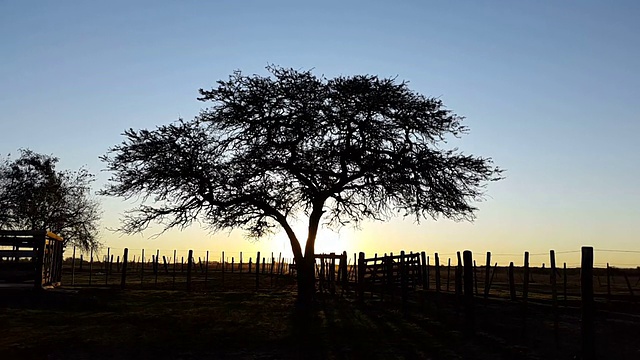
[0,230,64,288]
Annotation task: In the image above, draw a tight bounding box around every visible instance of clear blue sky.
[1,1,639,267]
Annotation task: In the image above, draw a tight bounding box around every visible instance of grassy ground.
[0,282,514,360]
[2,276,639,360]
[1,283,447,360]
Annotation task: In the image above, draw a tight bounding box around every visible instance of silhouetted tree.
[0,149,101,251]
[100,66,502,306]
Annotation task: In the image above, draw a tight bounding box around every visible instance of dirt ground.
[1,279,639,359]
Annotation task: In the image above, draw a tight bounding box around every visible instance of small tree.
[0,149,102,251]
[100,66,502,305]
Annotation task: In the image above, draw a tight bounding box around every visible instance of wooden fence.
[351,247,639,360]
[65,248,296,291]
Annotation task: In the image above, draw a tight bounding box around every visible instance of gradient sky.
[1,1,638,267]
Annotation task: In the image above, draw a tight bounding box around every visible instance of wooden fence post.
[187,250,193,292]
[455,251,463,298]
[140,249,144,286]
[121,248,129,289]
[400,251,408,314]
[341,251,348,286]
[221,251,225,287]
[563,262,568,306]
[249,257,253,274]
[358,252,365,301]
[240,252,243,274]
[446,258,451,292]
[463,250,475,336]
[330,253,336,296]
[105,247,110,285]
[89,248,93,285]
[256,251,261,291]
[421,252,428,290]
[508,262,516,301]
[550,250,559,348]
[484,251,491,299]
[205,250,209,287]
[522,251,530,336]
[473,260,478,295]
[427,255,431,290]
[71,246,76,286]
[154,249,159,286]
[172,250,177,289]
[435,253,441,293]
[606,263,611,302]
[581,246,595,360]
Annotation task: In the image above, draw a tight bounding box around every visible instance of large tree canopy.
[0,149,102,251]
[101,66,502,303]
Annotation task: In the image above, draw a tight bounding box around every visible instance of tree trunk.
[295,254,316,310]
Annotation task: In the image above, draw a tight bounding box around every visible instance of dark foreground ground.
[1,282,639,360]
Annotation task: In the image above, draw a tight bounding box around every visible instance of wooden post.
[508,262,516,301]
[89,248,93,285]
[400,251,408,314]
[172,250,177,289]
[187,249,193,292]
[550,250,559,348]
[105,247,110,285]
[79,254,83,271]
[71,246,76,286]
[581,246,595,360]
[435,253,441,292]
[221,251,225,286]
[255,251,261,291]
[563,262,568,306]
[341,251,348,286]
[239,252,243,274]
[160,256,166,273]
[522,251,530,336]
[427,255,430,290]
[140,249,144,286]
[463,250,475,336]
[484,251,491,299]
[623,272,634,297]
[353,253,357,284]
[249,257,253,273]
[473,260,478,295]
[446,258,451,292]
[154,249,159,286]
[523,252,530,301]
[487,262,498,294]
[117,256,121,272]
[231,257,235,273]
[121,248,129,289]
[455,252,463,298]
[606,263,611,302]
[421,251,428,290]
[358,252,365,301]
[330,253,336,296]
[205,251,209,286]
[262,257,266,274]
[270,253,275,287]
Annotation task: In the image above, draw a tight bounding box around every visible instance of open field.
[2,270,640,360]
[2,248,640,360]
[0,281,523,360]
